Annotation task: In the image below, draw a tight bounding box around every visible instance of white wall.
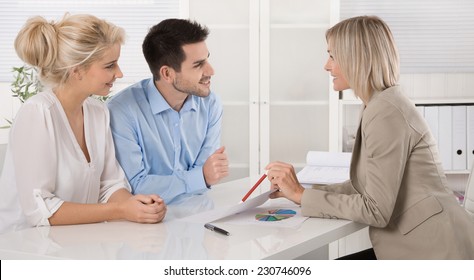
[0,82,14,144]
[0,83,14,129]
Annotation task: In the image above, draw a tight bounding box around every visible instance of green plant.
[11,65,42,103]
[94,95,111,102]
[11,65,112,103]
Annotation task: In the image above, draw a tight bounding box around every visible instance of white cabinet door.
[265,0,331,171]
[188,0,333,183]
[188,0,256,182]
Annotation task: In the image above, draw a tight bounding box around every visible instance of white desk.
[0,178,366,259]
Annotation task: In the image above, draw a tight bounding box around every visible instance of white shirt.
[0,90,130,234]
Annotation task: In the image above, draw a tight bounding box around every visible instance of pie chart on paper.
[255,209,296,221]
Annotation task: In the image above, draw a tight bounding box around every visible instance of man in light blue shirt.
[107,19,229,204]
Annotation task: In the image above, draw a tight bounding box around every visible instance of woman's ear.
[71,67,83,81]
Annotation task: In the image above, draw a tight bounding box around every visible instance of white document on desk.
[297,151,351,185]
[179,190,275,224]
[217,199,308,229]
[180,191,308,229]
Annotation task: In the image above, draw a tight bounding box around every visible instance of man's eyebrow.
[193,52,210,66]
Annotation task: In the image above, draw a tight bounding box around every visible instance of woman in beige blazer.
[266,16,474,259]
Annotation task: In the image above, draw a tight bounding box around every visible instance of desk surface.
[0,178,366,260]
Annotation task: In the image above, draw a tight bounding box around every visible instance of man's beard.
[172,76,211,97]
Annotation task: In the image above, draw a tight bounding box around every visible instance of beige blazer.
[301,86,474,259]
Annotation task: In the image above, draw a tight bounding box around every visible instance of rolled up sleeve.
[10,103,61,227]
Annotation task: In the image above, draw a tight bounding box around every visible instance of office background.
[1,0,473,190]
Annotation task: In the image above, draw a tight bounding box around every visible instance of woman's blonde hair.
[326,16,399,101]
[14,13,125,88]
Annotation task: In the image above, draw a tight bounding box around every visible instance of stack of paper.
[297,151,351,185]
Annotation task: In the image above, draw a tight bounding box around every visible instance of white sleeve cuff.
[31,189,64,227]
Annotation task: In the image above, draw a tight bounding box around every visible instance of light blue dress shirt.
[107,78,223,204]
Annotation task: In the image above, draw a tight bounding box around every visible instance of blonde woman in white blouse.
[0,14,166,234]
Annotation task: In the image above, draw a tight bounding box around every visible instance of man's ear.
[159,66,174,82]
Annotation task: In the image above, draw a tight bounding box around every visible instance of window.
[0,0,180,83]
[341,0,474,73]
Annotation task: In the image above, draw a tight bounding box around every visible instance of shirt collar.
[182,95,198,113]
[145,78,198,114]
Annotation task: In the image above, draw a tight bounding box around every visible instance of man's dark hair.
[142,18,209,81]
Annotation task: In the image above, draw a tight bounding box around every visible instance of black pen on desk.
[204,223,230,236]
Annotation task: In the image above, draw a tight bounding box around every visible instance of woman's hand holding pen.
[265,161,305,205]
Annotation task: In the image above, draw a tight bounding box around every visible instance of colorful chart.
[255,209,296,222]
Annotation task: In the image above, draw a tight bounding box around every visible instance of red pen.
[241,174,267,202]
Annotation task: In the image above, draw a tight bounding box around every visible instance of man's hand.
[203,146,229,186]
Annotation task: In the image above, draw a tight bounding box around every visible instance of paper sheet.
[179,190,275,224]
[180,192,308,229]
[216,199,308,229]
